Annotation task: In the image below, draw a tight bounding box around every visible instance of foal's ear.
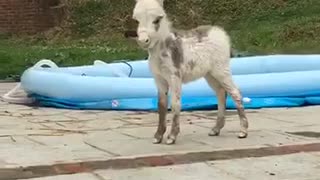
[156,0,164,6]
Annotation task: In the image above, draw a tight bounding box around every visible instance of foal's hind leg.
[205,74,227,136]
[211,71,249,138]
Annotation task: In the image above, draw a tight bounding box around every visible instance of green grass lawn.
[0,0,320,79]
[0,37,147,79]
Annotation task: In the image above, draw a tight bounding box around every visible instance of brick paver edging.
[0,142,319,180]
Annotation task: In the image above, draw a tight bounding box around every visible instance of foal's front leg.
[166,74,182,145]
[153,76,169,144]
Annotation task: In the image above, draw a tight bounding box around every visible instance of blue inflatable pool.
[20,54,320,110]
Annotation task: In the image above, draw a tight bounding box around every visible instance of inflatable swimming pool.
[16,54,320,110]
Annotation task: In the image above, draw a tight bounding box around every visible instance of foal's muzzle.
[124,30,150,49]
[137,34,150,48]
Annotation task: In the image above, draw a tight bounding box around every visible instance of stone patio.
[0,83,319,180]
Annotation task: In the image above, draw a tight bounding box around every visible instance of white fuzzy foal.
[131,0,249,145]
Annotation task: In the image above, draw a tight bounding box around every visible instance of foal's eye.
[153,16,163,25]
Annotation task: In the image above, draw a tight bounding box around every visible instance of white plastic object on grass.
[1,59,58,104]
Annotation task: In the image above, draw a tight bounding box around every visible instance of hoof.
[208,129,220,136]
[166,137,176,145]
[238,132,248,138]
[153,137,162,144]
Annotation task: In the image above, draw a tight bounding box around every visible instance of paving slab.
[96,161,242,180]
[20,173,100,180]
[208,152,320,180]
